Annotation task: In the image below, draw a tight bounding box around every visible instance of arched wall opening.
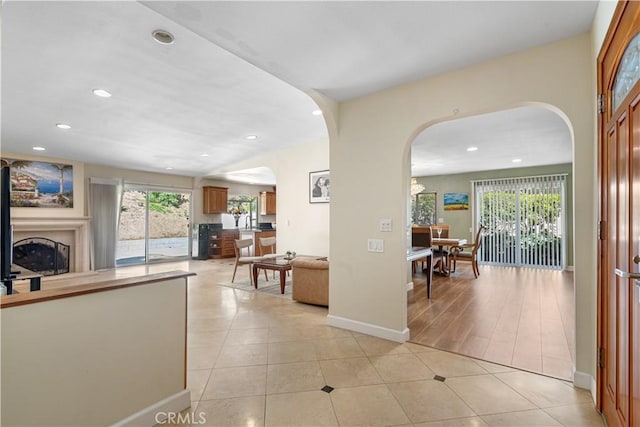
[327,33,595,391]
[404,102,576,379]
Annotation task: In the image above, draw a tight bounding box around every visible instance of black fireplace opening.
[13,237,70,276]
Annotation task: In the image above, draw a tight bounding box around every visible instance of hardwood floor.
[408,263,575,380]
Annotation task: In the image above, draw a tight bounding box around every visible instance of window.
[225,195,257,229]
[473,174,566,269]
[613,32,640,111]
[117,185,192,266]
[411,192,437,225]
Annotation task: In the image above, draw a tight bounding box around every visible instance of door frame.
[117,184,193,266]
[597,0,639,419]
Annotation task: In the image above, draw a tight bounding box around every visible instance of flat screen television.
[1,164,13,293]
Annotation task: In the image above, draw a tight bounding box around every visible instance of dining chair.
[259,236,277,258]
[259,236,278,280]
[450,224,486,278]
[411,226,432,272]
[429,226,450,274]
[430,224,450,238]
[232,238,266,285]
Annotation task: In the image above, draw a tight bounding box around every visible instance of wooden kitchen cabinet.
[203,186,228,214]
[208,229,238,259]
[260,191,276,215]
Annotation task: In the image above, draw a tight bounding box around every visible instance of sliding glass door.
[474,174,566,269]
[116,186,191,266]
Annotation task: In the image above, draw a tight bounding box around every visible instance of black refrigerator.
[193,223,222,260]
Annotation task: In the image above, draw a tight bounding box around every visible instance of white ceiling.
[1,1,596,184]
[411,106,573,177]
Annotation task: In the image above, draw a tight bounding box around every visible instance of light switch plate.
[368,238,384,252]
[379,218,392,232]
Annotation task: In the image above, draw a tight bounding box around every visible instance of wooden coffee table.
[252,257,292,294]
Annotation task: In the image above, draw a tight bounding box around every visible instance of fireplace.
[13,237,70,276]
[11,217,91,274]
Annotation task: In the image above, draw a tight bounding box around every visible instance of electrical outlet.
[438,218,444,224]
[367,238,384,252]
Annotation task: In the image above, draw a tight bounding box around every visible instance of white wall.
[328,33,598,381]
[212,138,330,257]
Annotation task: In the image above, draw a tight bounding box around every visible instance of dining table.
[407,246,433,298]
[431,237,467,275]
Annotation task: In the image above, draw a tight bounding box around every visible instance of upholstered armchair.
[290,257,329,306]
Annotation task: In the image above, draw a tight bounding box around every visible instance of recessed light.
[92,88,112,98]
[466,147,478,152]
[246,135,258,140]
[200,153,209,157]
[512,158,522,163]
[152,29,174,45]
[56,123,71,129]
[165,167,173,170]
[312,109,323,116]
[33,146,46,151]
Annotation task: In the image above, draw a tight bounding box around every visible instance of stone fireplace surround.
[11,217,90,274]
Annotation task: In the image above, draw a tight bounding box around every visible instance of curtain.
[89,178,122,270]
[472,174,566,269]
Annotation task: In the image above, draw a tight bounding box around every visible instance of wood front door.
[598,2,640,426]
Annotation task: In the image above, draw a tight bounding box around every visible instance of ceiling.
[1,1,597,184]
[411,105,573,177]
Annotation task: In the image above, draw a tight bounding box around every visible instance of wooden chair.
[259,236,277,258]
[232,239,266,284]
[429,226,450,274]
[450,224,486,278]
[430,224,449,239]
[411,226,432,273]
[259,236,279,280]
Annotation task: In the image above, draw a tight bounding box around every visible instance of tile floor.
[121,259,603,427]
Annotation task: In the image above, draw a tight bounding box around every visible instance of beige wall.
[328,33,597,380]
[1,278,188,425]
[4,146,330,258]
[414,163,574,266]
[1,151,86,219]
[211,138,330,257]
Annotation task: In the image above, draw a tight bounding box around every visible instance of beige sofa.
[291,257,329,307]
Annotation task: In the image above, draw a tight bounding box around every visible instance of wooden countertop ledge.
[0,270,195,309]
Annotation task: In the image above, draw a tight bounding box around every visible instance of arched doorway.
[407,104,576,380]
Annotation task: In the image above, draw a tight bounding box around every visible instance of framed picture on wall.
[309,170,330,203]
[444,192,469,210]
[1,158,74,208]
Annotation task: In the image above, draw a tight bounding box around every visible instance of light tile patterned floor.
[120,259,603,427]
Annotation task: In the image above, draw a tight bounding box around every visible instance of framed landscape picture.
[444,192,468,210]
[0,158,74,208]
[309,170,330,203]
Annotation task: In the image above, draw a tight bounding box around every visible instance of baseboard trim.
[112,389,191,427]
[573,370,596,403]
[326,314,409,343]
[406,281,414,291]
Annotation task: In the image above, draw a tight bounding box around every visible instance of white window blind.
[473,174,566,269]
